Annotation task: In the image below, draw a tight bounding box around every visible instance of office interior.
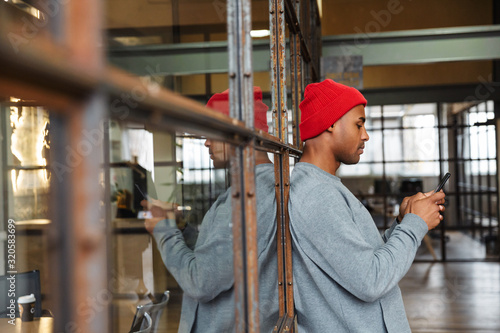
[0,0,499,332]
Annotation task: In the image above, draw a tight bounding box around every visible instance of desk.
[0,318,53,333]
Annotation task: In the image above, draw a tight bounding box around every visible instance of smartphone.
[137,210,153,219]
[434,172,451,193]
[135,184,151,219]
[135,184,149,201]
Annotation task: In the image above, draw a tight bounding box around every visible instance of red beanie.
[299,79,367,141]
[206,87,269,132]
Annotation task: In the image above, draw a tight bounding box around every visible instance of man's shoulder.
[291,163,342,194]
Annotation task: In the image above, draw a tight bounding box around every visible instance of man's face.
[331,104,369,165]
[204,138,230,168]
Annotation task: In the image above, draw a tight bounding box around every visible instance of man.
[143,87,279,332]
[289,79,446,332]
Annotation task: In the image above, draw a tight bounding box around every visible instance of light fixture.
[250,30,270,38]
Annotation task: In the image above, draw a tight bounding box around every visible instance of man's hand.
[399,191,446,230]
[140,199,178,234]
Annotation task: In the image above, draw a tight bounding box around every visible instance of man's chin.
[213,160,229,169]
[342,157,361,165]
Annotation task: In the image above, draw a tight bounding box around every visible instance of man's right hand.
[140,199,178,234]
[402,191,446,230]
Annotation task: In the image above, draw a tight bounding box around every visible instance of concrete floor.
[116,231,500,332]
[402,262,500,332]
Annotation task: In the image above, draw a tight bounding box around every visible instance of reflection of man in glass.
[143,87,278,332]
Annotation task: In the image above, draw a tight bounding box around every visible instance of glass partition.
[108,119,239,331]
[0,96,54,319]
[107,113,280,331]
[1,0,54,49]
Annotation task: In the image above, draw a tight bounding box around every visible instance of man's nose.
[204,139,210,147]
[362,127,369,141]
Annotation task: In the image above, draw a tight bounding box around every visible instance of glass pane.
[2,0,53,50]
[255,148,279,327]
[0,96,53,317]
[105,0,231,124]
[109,118,279,330]
[109,123,237,332]
[106,0,228,46]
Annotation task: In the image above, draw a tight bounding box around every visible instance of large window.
[339,103,440,177]
[339,99,498,262]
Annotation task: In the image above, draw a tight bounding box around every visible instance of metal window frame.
[356,100,499,263]
[271,0,320,331]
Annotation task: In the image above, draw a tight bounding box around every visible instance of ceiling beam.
[108,25,500,76]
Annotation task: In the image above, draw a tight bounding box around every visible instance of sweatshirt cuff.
[400,213,429,240]
[152,219,178,238]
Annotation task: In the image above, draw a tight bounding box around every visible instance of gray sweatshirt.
[289,162,428,332]
[153,163,279,332]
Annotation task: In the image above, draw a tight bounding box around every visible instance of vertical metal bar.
[476,108,484,240]
[243,144,258,333]
[48,113,73,332]
[290,0,303,150]
[281,152,293,319]
[200,141,206,214]
[227,0,244,329]
[229,143,258,332]
[172,0,181,43]
[492,20,500,259]
[461,112,468,230]
[47,1,107,332]
[271,0,293,324]
[453,115,462,230]
[102,117,113,332]
[495,101,500,261]
[290,34,298,147]
[485,118,493,239]
[302,0,311,86]
[437,103,446,261]
[227,0,259,331]
[273,150,293,323]
[467,108,476,239]
[270,0,287,142]
[380,106,388,230]
[274,157,286,318]
[1,102,9,275]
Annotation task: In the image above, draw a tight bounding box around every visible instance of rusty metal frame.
[44,1,109,333]
[270,0,288,321]
[227,0,260,332]
[270,0,301,331]
[271,0,322,331]
[270,0,288,143]
[289,0,303,150]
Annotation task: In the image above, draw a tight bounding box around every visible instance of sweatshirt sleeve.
[152,218,234,303]
[292,186,428,303]
[381,219,399,242]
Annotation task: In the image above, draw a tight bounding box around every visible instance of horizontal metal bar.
[325,25,500,43]
[362,83,500,105]
[0,35,98,105]
[108,39,271,75]
[357,190,497,197]
[104,66,258,144]
[356,157,497,164]
[108,25,500,76]
[253,132,301,157]
[323,25,500,66]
